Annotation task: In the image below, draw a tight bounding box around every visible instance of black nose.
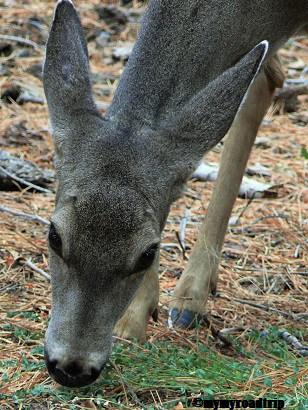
[44,350,103,388]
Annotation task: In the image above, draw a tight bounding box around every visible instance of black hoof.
[169,308,203,329]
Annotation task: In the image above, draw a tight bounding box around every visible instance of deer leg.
[170,56,284,328]
[114,258,159,342]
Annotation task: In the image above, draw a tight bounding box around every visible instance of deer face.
[45,184,160,387]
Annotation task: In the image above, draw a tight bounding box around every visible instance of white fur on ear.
[53,0,76,27]
[251,40,269,81]
[238,40,269,112]
[57,0,75,6]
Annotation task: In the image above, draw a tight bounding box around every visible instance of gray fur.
[43,0,308,387]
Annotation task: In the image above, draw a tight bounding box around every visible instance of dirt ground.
[0,1,307,408]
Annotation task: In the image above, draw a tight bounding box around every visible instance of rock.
[0,150,54,191]
[112,43,134,61]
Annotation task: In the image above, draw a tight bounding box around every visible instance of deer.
[43,0,308,387]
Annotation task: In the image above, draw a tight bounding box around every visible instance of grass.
[0,320,307,409]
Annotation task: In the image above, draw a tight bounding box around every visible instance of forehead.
[67,187,154,266]
[75,187,145,230]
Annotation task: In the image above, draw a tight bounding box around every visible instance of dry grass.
[0,1,307,409]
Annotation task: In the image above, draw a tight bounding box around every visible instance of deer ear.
[164,41,269,158]
[43,0,97,131]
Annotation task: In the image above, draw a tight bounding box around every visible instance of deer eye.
[135,244,158,272]
[48,223,62,254]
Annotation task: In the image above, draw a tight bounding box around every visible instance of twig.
[0,166,53,194]
[24,259,51,281]
[249,213,289,226]
[219,295,307,323]
[110,359,145,408]
[0,34,41,50]
[219,327,245,335]
[112,336,150,352]
[202,316,233,347]
[0,205,50,226]
[234,266,307,277]
[291,40,308,51]
[160,243,181,250]
[179,208,191,252]
[291,271,308,277]
[231,197,254,226]
[233,266,281,274]
[234,298,306,322]
[274,85,308,101]
[175,231,187,260]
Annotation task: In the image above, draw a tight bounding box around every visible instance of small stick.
[202,316,232,347]
[112,336,150,352]
[249,213,289,226]
[231,197,254,226]
[179,208,191,251]
[110,360,145,408]
[0,166,53,194]
[233,298,306,322]
[0,34,41,50]
[274,85,308,101]
[175,231,187,260]
[219,327,245,335]
[291,271,308,277]
[0,205,50,226]
[24,259,51,281]
[160,243,181,250]
[110,360,129,406]
[175,208,191,260]
[219,295,307,323]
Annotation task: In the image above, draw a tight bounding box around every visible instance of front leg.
[114,260,159,343]
[170,56,284,328]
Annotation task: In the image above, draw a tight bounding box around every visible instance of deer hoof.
[169,308,203,329]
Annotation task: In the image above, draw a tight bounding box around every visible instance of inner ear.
[161,41,269,157]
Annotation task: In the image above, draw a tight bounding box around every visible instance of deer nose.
[45,350,103,387]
